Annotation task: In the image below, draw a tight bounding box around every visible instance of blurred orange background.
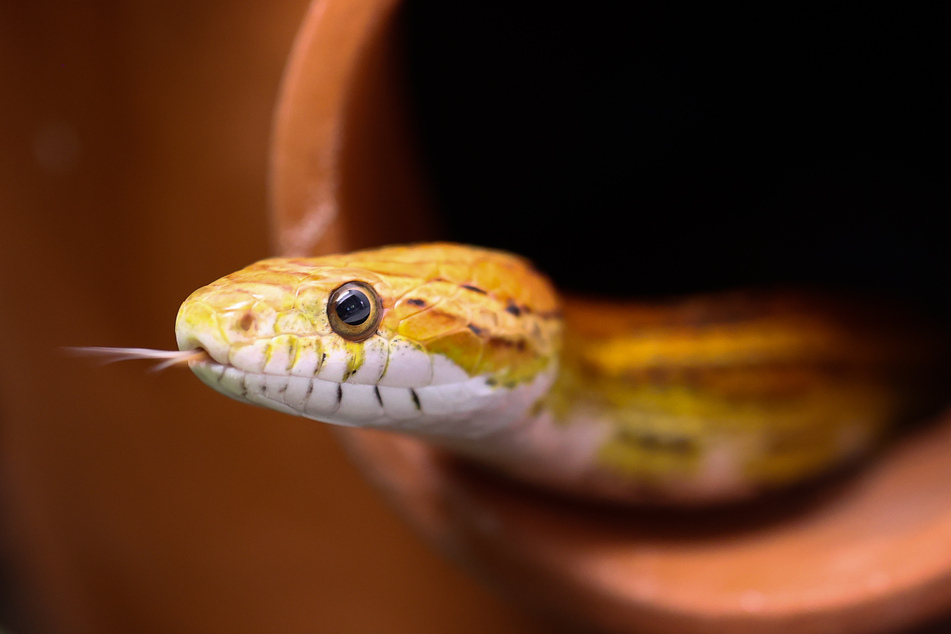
[0,2,546,631]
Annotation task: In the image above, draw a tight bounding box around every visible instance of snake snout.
[174,300,235,367]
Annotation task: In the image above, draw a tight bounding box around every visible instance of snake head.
[175,243,561,439]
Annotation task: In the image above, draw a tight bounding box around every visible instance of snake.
[156,241,949,504]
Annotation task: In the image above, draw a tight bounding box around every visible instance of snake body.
[175,243,947,503]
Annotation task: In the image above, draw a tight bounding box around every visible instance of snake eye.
[328,281,382,341]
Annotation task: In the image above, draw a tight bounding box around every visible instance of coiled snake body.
[174,243,946,503]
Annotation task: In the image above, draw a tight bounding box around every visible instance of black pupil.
[335,289,371,325]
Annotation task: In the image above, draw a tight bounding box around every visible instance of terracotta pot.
[269,2,951,632]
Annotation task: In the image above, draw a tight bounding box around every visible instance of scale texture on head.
[175,243,561,438]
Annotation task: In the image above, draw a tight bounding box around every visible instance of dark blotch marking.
[407,298,426,307]
[486,377,498,387]
[316,353,327,375]
[410,388,421,410]
[664,437,694,454]
[767,429,814,453]
[681,367,703,386]
[646,366,673,385]
[516,339,527,352]
[618,430,694,454]
[505,302,521,317]
[461,284,487,294]
[238,312,254,331]
[467,323,484,336]
[374,386,383,407]
[336,384,343,405]
[305,381,314,398]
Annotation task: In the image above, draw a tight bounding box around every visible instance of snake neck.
[428,291,951,504]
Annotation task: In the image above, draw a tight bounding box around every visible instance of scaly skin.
[175,243,949,503]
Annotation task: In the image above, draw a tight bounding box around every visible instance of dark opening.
[404,3,950,316]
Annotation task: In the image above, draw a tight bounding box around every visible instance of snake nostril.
[237,311,255,331]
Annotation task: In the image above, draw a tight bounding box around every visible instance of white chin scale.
[191,359,554,441]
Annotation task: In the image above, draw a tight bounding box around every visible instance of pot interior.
[401,3,949,316]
